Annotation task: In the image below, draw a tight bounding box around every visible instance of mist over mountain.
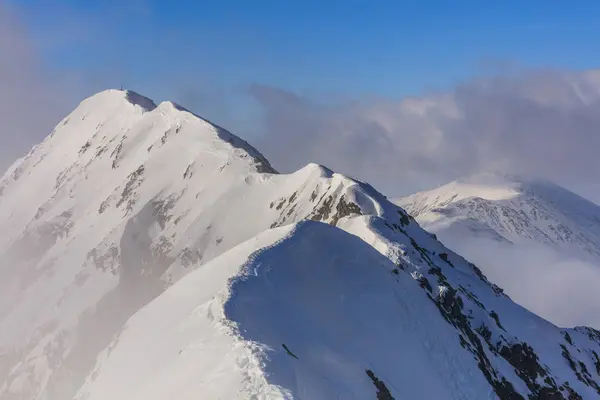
[251,70,600,202]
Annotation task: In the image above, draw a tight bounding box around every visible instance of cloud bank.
[445,237,600,329]
[250,70,600,199]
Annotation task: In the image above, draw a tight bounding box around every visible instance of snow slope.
[0,89,411,398]
[78,216,600,400]
[76,222,495,400]
[2,91,600,399]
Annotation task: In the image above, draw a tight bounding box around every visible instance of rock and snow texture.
[397,172,600,258]
[396,173,600,329]
[1,90,600,399]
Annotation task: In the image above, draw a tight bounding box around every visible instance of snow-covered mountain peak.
[441,172,524,201]
[0,89,276,250]
[0,89,396,398]
[397,172,600,257]
[397,172,527,218]
[3,91,600,399]
[78,89,157,114]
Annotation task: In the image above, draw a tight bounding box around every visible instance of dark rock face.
[366,369,395,400]
[418,275,432,293]
[438,252,455,268]
[489,311,505,330]
[330,195,362,226]
[116,164,145,213]
[561,345,600,395]
[398,209,410,227]
[281,344,299,360]
[430,267,584,399]
[390,213,586,400]
[499,343,547,392]
[310,195,334,222]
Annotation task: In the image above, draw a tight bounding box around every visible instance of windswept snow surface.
[2,90,600,399]
[76,222,493,400]
[76,226,296,400]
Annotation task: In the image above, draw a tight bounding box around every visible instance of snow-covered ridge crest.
[0,89,275,241]
[0,89,389,398]
[2,91,600,399]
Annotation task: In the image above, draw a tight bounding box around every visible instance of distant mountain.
[396,173,600,330]
[397,172,600,259]
[1,91,600,399]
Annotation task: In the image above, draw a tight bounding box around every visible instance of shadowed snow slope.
[1,91,600,399]
[76,222,492,400]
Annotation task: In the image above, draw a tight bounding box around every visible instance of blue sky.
[10,0,600,99]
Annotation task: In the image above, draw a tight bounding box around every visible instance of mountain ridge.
[1,91,600,399]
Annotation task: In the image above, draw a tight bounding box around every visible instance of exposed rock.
[366,369,395,400]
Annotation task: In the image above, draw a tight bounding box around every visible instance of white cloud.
[250,70,600,199]
[445,237,600,329]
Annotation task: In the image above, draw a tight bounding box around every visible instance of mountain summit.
[397,172,600,258]
[2,91,600,399]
